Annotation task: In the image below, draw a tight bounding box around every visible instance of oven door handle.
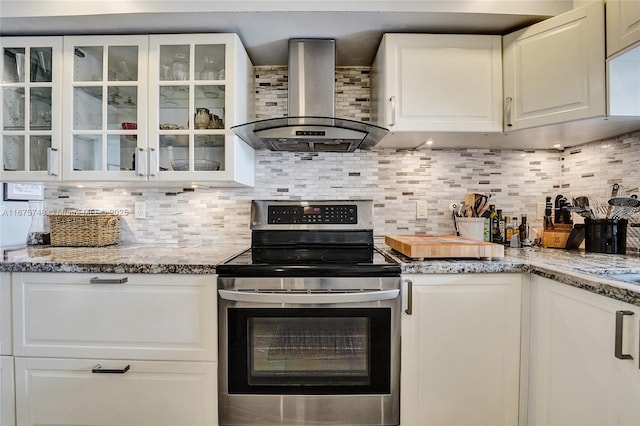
[218,289,400,304]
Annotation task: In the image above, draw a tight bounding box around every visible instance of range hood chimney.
[231,39,388,152]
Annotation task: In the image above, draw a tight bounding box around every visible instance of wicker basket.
[47,212,120,247]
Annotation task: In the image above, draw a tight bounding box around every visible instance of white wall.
[0,185,31,246]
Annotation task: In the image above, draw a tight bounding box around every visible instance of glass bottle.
[26,200,50,245]
[505,216,514,241]
[519,214,528,242]
[493,208,504,243]
[488,205,497,242]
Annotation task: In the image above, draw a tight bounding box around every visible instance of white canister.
[457,217,486,241]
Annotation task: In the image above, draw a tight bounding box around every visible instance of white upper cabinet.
[372,33,503,149]
[62,35,148,182]
[502,1,605,131]
[0,37,62,181]
[148,34,254,186]
[606,0,640,58]
[60,33,254,186]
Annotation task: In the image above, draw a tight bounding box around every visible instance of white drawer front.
[0,273,12,356]
[13,273,216,361]
[15,357,217,426]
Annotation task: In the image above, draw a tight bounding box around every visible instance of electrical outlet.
[134,201,146,219]
[416,200,428,219]
[536,201,546,220]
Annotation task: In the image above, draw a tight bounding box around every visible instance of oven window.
[249,317,369,384]
[227,308,391,395]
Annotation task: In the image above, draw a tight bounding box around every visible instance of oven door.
[227,306,391,394]
[218,282,400,426]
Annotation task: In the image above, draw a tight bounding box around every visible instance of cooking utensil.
[608,197,640,208]
[606,183,622,218]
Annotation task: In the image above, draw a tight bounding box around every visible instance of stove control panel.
[268,204,357,224]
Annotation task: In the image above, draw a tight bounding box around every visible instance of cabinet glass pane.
[195,85,225,129]
[30,135,51,171]
[159,86,189,130]
[73,87,102,130]
[108,45,138,82]
[3,87,25,130]
[195,44,225,80]
[159,135,190,172]
[108,86,138,130]
[3,48,26,83]
[30,87,52,130]
[3,135,25,171]
[159,45,190,81]
[74,46,103,82]
[30,47,53,83]
[73,135,102,171]
[195,135,224,171]
[107,134,136,171]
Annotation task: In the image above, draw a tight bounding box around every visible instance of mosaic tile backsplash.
[43,66,640,249]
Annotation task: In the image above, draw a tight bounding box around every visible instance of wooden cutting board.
[385,234,504,259]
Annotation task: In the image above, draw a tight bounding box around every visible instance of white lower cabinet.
[12,272,218,426]
[14,357,216,426]
[400,273,522,426]
[528,275,640,426]
[1,356,15,426]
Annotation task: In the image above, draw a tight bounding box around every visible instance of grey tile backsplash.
[44,66,640,248]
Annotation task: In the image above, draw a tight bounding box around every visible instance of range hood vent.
[232,39,388,152]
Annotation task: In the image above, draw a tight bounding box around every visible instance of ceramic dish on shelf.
[170,159,220,171]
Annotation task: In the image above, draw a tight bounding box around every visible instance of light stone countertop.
[3,243,640,307]
[380,245,640,307]
[0,244,248,274]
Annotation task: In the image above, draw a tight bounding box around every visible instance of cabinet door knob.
[92,364,130,374]
[615,310,634,360]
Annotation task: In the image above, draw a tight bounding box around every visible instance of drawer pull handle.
[89,277,128,284]
[615,310,634,360]
[92,364,130,374]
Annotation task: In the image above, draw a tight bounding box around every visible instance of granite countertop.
[0,244,248,274]
[379,245,640,307]
[3,242,640,307]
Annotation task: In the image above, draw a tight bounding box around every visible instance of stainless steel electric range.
[217,200,401,426]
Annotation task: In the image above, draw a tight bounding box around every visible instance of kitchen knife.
[554,194,563,223]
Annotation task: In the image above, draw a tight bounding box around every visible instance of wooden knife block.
[542,224,573,248]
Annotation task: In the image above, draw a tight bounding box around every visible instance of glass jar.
[200,56,217,80]
[171,53,188,81]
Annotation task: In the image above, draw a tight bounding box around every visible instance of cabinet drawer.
[0,273,11,356]
[13,273,216,361]
[15,357,216,426]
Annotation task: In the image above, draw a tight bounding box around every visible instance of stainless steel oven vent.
[231,39,388,152]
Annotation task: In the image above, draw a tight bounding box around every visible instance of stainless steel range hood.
[231,39,388,152]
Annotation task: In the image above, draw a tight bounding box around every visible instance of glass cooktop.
[216,246,400,278]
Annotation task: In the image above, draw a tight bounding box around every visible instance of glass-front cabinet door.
[0,37,62,181]
[149,34,247,183]
[62,35,148,181]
